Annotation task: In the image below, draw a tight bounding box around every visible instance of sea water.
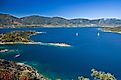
[0,27,121,80]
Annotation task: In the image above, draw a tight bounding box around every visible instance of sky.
[0,0,121,19]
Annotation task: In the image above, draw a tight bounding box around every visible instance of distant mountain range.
[0,13,121,28]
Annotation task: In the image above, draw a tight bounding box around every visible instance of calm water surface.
[0,27,121,80]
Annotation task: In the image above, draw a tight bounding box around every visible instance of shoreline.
[16,62,48,79]
[0,26,102,29]
[101,28,121,34]
[0,49,9,52]
[0,41,71,47]
[0,30,71,47]
[0,42,41,45]
[0,59,48,80]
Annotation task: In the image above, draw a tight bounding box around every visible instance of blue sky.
[0,0,121,19]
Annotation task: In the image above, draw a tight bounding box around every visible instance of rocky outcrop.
[102,26,121,32]
[0,59,47,80]
[0,30,37,42]
[91,69,116,80]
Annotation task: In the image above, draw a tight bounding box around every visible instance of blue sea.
[0,27,121,80]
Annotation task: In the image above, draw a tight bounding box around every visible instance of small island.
[91,69,116,80]
[0,48,9,53]
[78,69,116,80]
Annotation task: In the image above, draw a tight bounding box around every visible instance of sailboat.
[97,28,100,31]
[76,33,79,36]
[97,32,100,37]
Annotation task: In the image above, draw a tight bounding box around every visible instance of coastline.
[0,27,118,80]
[0,30,71,47]
[101,28,121,34]
[16,62,49,80]
[0,41,71,47]
[0,49,9,52]
[0,42,41,45]
[0,26,101,29]
[0,59,48,80]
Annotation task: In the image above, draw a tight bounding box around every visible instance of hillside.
[0,59,47,80]
[0,13,29,28]
[1,13,121,28]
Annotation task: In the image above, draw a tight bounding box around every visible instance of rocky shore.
[0,42,41,45]
[0,59,48,80]
[0,59,116,80]
[102,27,121,34]
[78,69,116,80]
[0,30,40,42]
[0,49,9,52]
[91,69,116,80]
[0,30,71,47]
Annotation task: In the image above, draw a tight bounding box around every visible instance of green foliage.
[0,30,36,42]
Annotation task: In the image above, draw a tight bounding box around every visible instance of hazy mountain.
[0,13,28,27]
[1,13,121,28]
[21,16,70,27]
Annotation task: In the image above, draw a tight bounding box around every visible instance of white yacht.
[15,54,20,58]
[76,32,79,36]
[97,32,100,37]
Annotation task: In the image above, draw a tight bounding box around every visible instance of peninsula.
[0,59,47,80]
[102,26,121,33]
[0,30,71,47]
[0,30,41,44]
